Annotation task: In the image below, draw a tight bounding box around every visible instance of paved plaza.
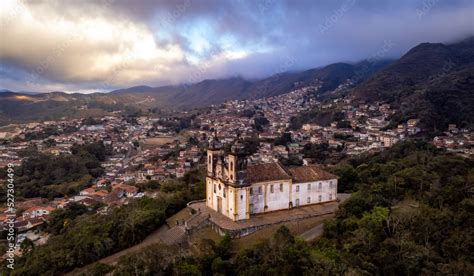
[188,193,350,232]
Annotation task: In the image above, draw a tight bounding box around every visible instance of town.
[0,81,474,249]
[1,82,472,255]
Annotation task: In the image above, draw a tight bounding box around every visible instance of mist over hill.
[1,36,473,129]
[0,59,391,125]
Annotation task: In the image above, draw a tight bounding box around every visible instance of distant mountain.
[245,60,391,99]
[107,60,391,109]
[0,59,390,125]
[352,36,474,130]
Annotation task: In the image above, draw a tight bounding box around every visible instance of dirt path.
[299,223,325,241]
[97,224,170,265]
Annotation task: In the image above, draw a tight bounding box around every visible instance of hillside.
[352,37,474,130]
[108,60,390,109]
[0,60,389,125]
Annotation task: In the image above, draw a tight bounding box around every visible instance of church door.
[217,197,222,214]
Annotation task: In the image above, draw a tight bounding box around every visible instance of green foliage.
[336,120,351,129]
[321,141,474,274]
[113,244,178,275]
[10,142,108,198]
[254,115,269,131]
[9,140,472,275]
[240,108,256,118]
[80,262,113,276]
[289,110,344,130]
[46,202,90,235]
[273,132,292,146]
[332,164,358,192]
[333,132,354,140]
[12,197,174,275]
[302,143,328,159]
[279,155,303,166]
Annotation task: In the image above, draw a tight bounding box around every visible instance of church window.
[218,184,221,190]
[258,186,262,194]
[280,183,283,192]
[230,161,233,172]
[270,185,274,193]
[296,185,299,192]
[223,188,226,198]
[208,155,211,164]
[307,184,311,190]
[307,197,311,203]
[214,184,216,193]
[241,195,243,200]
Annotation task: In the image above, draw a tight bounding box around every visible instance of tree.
[333,164,358,192]
[274,132,292,146]
[254,116,269,131]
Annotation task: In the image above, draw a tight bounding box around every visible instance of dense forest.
[83,141,473,275]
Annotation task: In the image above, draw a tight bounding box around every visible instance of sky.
[0,0,473,93]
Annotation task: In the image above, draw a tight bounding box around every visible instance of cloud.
[0,0,473,93]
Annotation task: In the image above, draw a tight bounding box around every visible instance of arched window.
[208,155,211,164]
[230,161,233,171]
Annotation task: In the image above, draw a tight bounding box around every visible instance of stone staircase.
[158,225,186,245]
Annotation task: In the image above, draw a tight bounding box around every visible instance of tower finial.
[209,130,222,150]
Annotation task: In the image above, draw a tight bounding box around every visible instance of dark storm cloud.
[0,0,473,92]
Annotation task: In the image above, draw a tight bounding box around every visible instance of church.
[205,137,338,221]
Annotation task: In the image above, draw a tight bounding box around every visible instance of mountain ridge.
[351,36,474,130]
[0,59,392,125]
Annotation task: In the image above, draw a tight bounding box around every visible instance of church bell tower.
[228,139,248,185]
[207,134,223,176]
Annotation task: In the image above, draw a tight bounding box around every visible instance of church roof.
[285,166,338,183]
[246,163,291,183]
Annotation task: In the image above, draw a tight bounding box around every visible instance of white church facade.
[205,138,338,221]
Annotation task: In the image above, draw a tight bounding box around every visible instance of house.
[93,189,109,198]
[205,138,338,221]
[380,135,398,147]
[77,197,98,206]
[15,217,45,232]
[52,198,68,209]
[96,178,108,188]
[104,190,124,206]
[22,206,55,219]
[121,185,138,197]
[112,184,138,198]
[79,187,96,196]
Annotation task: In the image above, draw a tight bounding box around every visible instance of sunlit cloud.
[0,0,473,93]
